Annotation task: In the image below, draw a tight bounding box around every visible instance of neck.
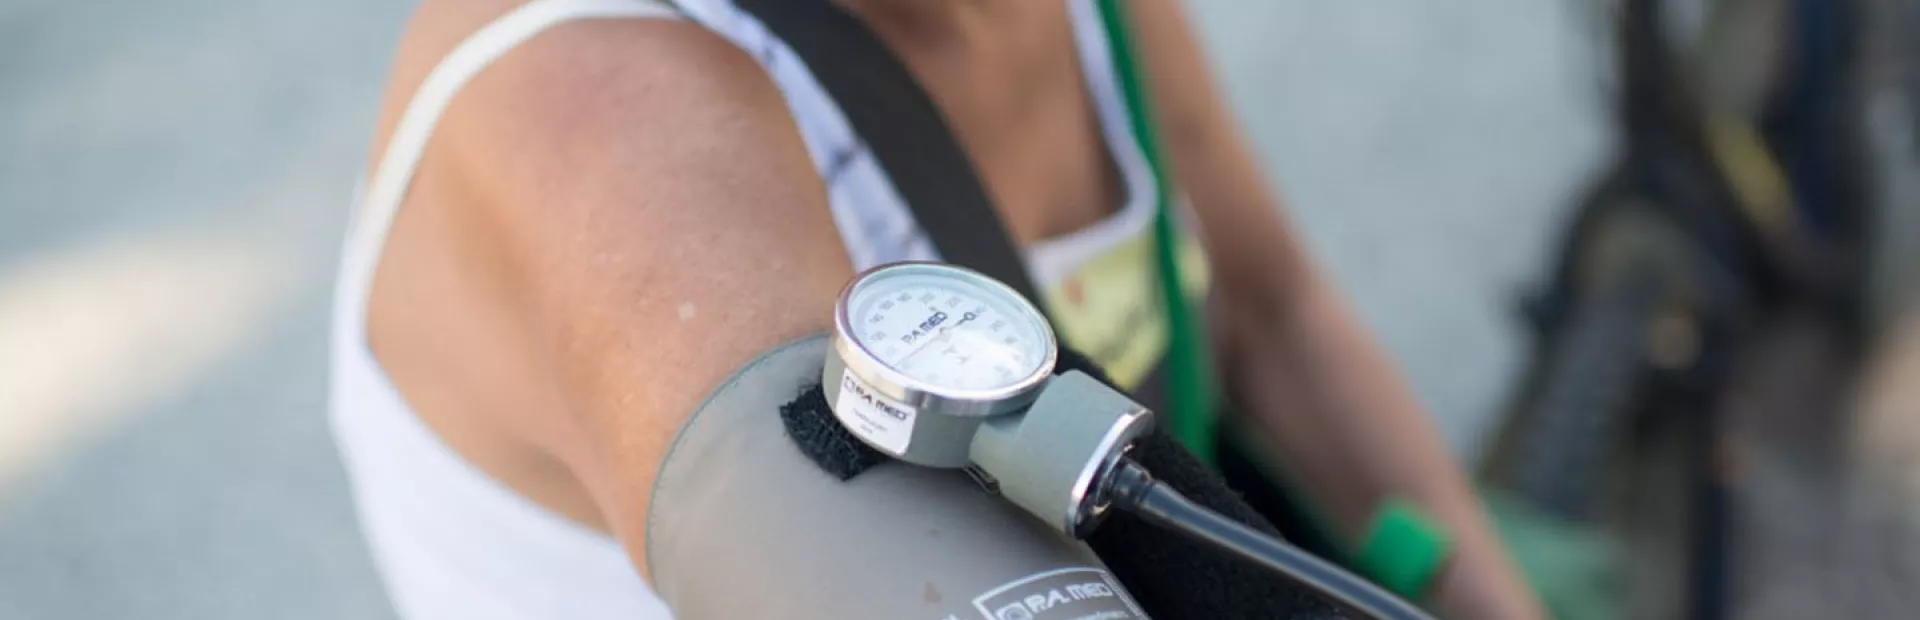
[837,0,1019,46]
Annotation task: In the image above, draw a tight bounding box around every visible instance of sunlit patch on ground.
[0,231,293,492]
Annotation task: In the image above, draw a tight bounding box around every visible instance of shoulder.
[370,0,811,207]
[390,0,776,118]
[374,0,848,333]
[420,3,804,200]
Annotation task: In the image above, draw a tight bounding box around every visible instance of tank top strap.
[338,0,681,326]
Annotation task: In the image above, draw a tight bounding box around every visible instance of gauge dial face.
[843,266,1053,393]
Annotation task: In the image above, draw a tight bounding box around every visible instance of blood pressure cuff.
[652,335,1347,619]
[646,335,1154,620]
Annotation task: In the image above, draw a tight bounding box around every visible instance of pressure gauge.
[824,262,1059,467]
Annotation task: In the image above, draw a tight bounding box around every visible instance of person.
[328,0,1544,618]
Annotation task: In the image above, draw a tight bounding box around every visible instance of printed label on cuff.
[970,568,1146,620]
[835,370,916,455]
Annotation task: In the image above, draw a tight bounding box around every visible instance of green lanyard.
[1093,0,1219,464]
[1090,3,1453,601]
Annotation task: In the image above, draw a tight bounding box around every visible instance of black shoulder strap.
[723,3,1344,618]
[734,0,1172,416]
[729,0,1044,307]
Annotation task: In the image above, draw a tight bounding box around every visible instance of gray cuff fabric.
[646,334,1146,619]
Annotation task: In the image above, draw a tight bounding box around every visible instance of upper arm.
[440,18,852,543]
[1121,0,1315,320]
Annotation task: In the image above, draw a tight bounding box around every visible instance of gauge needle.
[897,312,976,366]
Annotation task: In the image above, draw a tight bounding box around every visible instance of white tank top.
[329,1,1179,618]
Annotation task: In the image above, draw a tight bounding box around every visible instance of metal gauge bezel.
[831,262,1059,418]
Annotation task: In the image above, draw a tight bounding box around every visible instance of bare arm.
[1122,2,1542,617]
[432,19,853,575]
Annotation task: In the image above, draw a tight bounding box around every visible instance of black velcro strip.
[778,383,887,481]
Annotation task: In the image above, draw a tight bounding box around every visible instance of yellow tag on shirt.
[1040,231,1210,390]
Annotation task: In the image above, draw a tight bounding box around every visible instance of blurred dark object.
[1482,0,1919,617]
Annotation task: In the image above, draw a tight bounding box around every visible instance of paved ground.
[0,1,1608,617]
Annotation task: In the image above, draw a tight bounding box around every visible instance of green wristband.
[1354,499,1453,601]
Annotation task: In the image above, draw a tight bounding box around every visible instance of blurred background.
[0,0,1913,618]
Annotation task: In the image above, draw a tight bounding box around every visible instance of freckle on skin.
[678,302,697,321]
